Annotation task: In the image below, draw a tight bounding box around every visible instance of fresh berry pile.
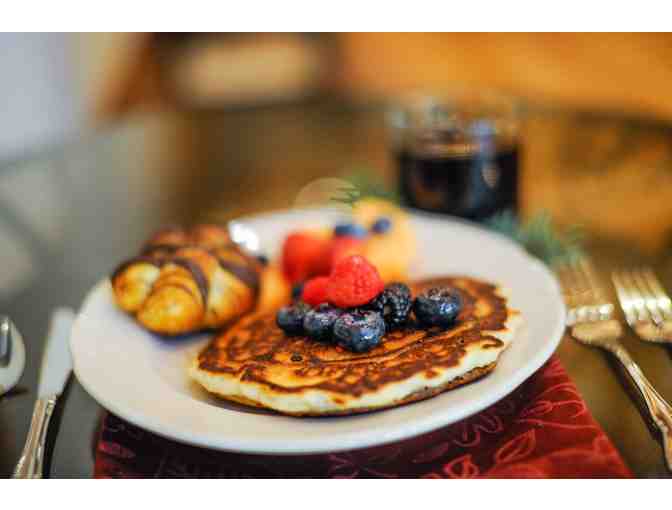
[276,257,463,352]
[276,254,388,351]
[277,219,461,353]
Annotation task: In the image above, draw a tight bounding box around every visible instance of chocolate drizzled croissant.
[111,224,265,335]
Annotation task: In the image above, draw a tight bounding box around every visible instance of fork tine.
[632,268,665,325]
[567,260,590,307]
[557,261,587,323]
[619,269,651,324]
[612,271,637,326]
[571,258,600,321]
[574,258,614,320]
[565,258,594,308]
[641,268,672,319]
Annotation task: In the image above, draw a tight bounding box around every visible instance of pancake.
[189,276,522,416]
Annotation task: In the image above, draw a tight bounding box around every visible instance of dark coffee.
[398,129,519,221]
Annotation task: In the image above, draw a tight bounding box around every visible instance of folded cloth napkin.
[94,355,631,478]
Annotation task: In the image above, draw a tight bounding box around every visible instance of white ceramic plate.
[71,209,565,454]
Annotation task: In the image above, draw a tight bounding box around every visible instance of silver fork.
[612,268,672,343]
[557,257,672,471]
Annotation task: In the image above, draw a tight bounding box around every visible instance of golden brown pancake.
[190,276,522,416]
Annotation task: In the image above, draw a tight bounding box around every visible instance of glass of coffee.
[388,90,522,221]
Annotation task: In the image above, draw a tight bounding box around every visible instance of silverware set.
[557,258,672,471]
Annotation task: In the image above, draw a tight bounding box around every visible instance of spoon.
[0,316,26,397]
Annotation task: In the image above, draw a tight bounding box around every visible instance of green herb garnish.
[486,210,585,266]
[330,169,400,207]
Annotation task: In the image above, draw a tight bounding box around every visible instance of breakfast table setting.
[1,94,672,478]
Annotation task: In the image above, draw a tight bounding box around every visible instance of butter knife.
[13,308,76,479]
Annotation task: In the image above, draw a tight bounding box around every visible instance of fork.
[612,268,672,343]
[556,257,672,471]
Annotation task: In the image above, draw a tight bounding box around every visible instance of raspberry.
[281,232,329,283]
[325,236,364,272]
[301,276,330,307]
[326,255,384,308]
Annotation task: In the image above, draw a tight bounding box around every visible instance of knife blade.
[38,308,76,397]
[13,307,76,478]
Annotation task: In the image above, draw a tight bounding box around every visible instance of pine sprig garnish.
[486,210,585,266]
[330,169,400,207]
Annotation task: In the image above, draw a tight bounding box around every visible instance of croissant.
[111,224,270,335]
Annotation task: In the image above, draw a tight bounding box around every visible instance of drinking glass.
[388,90,522,221]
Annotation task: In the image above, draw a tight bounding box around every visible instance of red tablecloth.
[94,355,631,478]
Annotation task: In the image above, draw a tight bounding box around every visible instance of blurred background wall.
[73,33,672,122]
[3,32,667,156]
[0,33,82,162]
[3,32,671,158]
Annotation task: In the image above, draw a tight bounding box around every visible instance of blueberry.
[333,310,386,353]
[334,222,368,239]
[276,302,310,335]
[370,217,392,234]
[413,287,462,328]
[256,254,269,266]
[303,304,342,342]
[291,281,305,302]
[368,282,412,329]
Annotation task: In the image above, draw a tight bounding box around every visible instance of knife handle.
[13,395,57,478]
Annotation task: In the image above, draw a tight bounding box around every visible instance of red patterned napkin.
[94,355,631,478]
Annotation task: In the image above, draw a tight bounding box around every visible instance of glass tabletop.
[1,100,671,477]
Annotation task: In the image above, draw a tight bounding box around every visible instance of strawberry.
[324,236,364,273]
[281,232,329,283]
[326,255,384,308]
[301,276,330,306]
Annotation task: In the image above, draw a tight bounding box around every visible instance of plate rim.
[71,208,566,455]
